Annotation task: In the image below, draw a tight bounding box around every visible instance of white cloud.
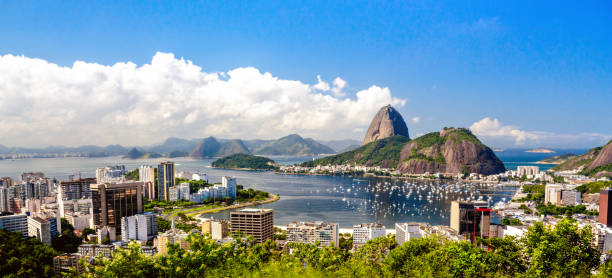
[411,117,421,124]
[470,117,611,148]
[0,52,406,147]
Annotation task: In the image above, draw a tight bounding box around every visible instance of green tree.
[0,229,58,277]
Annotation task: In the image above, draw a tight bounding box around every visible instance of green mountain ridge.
[212,153,276,170]
[552,140,612,178]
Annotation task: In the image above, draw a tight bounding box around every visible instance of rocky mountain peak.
[363,105,410,145]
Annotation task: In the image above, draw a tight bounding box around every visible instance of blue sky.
[0,1,610,148]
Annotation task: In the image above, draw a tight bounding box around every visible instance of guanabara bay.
[1,3,611,277]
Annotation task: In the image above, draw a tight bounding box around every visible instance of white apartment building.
[286,221,339,247]
[28,216,52,246]
[169,183,190,202]
[395,222,422,245]
[0,213,28,237]
[139,165,155,184]
[517,166,539,177]
[352,223,386,245]
[120,212,158,242]
[58,198,92,217]
[545,184,563,204]
[190,177,237,203]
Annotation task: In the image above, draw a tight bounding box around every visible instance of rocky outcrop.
[363,105,410,145]
[189,137,250,158]
[397,128,505,175]
[588,140,612,171]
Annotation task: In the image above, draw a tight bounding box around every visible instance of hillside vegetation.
[212,153,277,170]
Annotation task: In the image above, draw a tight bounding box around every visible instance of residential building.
[91,182,143,235]
[120,212,158,242]
[0,177,13,187]
[78,244,115,258]
[169,183,190,201]
[600,189,612,227]
[0,213,28,237]
[561,190,581,206]
[0,187,9,212]
[286,221,339,247]
[395,222,422,245]
[202,218,229,240]
[53,253,83,275]
[28,216,52,246]
[352,223,386,246]
[21,172,44,182]
[139,165,155,183]
[517,166,539,177]
[97,226,117,244]
[66,214,92,231]
[222,176,237,199]
[230,208,274,244]
[59,178,96,200]
[156,219,189,255]
[96,165,126,183]
[545,184,563,205]
[58,198,92,217]
[157,161,175,201]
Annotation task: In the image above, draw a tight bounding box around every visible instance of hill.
[302,128,505,175]
[536,153,578,164]
[397,128,505,175]
[301,135,411,168]
[363,105,410,145]
[251,134,334,156]
[189,137,250,158]
[552,140,612,177]
[212,153,276,170]
[123,148,162,159]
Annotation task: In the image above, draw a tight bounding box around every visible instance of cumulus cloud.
[411,117,420,124]
[0,52,406,147]
[470,117,611,148]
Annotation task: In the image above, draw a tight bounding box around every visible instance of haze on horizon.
[0,1,610,149]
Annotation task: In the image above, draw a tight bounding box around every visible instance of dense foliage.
[70,218,610,278]
[52,218,82,253]
[302,135,410,168]
[124,169,139,180]
[0,229,59,277]
[212,153,277,170]
[536,203,598,216]
[576,180,612,194]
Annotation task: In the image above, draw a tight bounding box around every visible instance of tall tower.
[157,161,175,201]
[600,189,612,227]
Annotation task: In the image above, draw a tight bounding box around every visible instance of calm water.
[0,150,579,228]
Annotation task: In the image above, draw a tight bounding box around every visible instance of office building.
[600,189,612,227]
[157,161,175,201]
[450,201,491,242]
[230,208,274,244]
[287,221,339,247]
[59,178,96,200]
[0,187,9,212]
[53,253,83,275]
[395,222,422,245]
[0,213,28,237]
[139,165,155,183]
[202,218,229,240]
[96,165,126,183]
[78,244,115,258]
[121,212,158,242]
[353,223,386,246]
[28,216,52,246]
[91,182,143,235]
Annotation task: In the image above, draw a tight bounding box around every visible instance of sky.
[0,1,611,149]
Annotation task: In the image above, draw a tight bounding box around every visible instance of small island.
[123,148,163,159]
[212,153,277,170]
[525,148,555,154]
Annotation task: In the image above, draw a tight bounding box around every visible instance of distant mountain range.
[0,134,344,159]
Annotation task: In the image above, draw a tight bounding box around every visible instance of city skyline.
[0,1,610,149]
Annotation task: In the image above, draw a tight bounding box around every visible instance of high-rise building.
[287,221,339,247]
[121,212,158,242]
[91,182,143,235]
[169,183,190,201]
[202,218,229,240]
[0,177,13,187]
[517,166,539,177]
[222,176,237,199]
[544,184,563,205]
[28,216,52,246]
[395,222,422,245]
[0,213,28,237]
[157,162,175,201]
[0,187,9,212]
[139,165,156,200]
[96,165,126,184]
[230,208,274,244]
[353,223,386,246]
[600,189,612,227]
[450,201,491,242]
[59,178,96,200]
